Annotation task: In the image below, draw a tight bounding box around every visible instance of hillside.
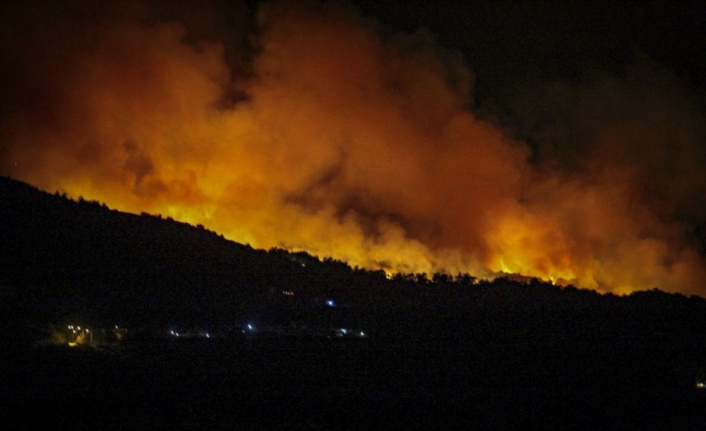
[2,174,706,345]
[3,175,706,331]
[3,176,706,429]
[0,176,374,327]
[2,177,247,324]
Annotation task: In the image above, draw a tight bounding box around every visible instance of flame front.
[1,1,705,295]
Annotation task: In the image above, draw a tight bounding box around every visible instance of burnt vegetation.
[2,175,706,430]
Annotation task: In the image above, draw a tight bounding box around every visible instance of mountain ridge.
[2,175,704,336]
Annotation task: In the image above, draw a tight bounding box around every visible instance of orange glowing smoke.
[1,0,705,295]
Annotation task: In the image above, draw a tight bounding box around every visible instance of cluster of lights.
[67,325,89,333]
[67,325,92,346]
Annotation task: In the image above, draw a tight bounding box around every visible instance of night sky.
[1,0,706,295]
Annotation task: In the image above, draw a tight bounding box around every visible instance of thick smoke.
[1,0,705,294]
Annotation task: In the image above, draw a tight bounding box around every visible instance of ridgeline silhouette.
[3,175,706,430]
[3,174,705,334]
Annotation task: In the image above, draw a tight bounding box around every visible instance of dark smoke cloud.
[1,0,705,294]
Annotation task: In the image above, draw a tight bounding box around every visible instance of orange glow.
[1,1,705,295]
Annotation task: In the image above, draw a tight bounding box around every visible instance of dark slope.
[0,176,354,327]
[3,176,706,430]
[3,174,706,334]
[0,176,397,332]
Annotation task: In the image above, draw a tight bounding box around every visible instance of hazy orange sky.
[2,0,706,295]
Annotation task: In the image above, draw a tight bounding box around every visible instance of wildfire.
[1,1,705,295]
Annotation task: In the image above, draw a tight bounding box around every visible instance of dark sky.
[353,1,706,90]
[352,1,706,169]
[2,0,706,294]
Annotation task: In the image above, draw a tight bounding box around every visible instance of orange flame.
[1,1,705,295]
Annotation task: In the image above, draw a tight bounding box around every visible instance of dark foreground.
[2,335,706,431]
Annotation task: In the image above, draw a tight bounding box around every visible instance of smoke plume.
[2,0,705,294]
